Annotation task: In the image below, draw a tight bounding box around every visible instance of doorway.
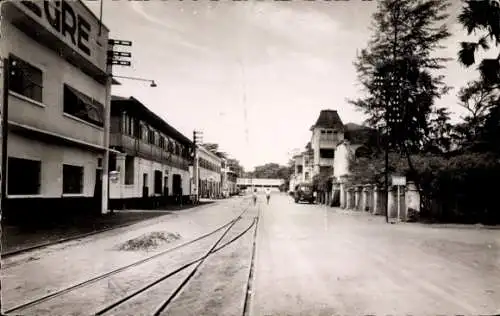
[94,169,102,212]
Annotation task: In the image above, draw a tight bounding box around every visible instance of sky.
[84,0,486,171]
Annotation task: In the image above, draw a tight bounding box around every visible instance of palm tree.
[458,0,500,86]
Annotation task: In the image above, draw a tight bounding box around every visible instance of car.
[294,183,314,204]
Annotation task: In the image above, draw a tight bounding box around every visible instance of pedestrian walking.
[265,187,271,205]
[252,189,258,206]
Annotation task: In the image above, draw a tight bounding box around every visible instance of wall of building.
[237,178,284,187]
[333,142,351,180]
[109,156,190,199]
[197,146,222,183]
[2,10,106,148]
[8,133,100,198]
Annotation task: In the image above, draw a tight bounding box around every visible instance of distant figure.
[253,189,258,206]
[265,188,271,204]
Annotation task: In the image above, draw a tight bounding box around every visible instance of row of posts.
[335,182,421,221]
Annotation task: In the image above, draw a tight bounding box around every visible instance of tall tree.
[453,80,498,150]
[458,0,500,87]
[457,0,500,154]
[349,0,452,155]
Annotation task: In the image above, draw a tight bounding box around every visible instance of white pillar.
[405,181,420,221]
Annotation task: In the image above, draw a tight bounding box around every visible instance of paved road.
[1,197,252,315]
[3,194,499,315]
[249,193,500,315]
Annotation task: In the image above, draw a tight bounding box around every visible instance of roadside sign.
[109,60,131,66]
[391,175,406,186]
[108,39,132,46]
[107,51,132,58]
[109,171,120,183]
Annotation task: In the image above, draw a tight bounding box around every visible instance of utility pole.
[1,56,11,315]
[103,39,132,215]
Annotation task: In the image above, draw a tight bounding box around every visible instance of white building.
[197,145,222,198]
[1,0,116,220]
[237,178,284,192]
[108,96,192,209]
[290,110,378,205]
[333,123,378,207]
[221,158,240,197]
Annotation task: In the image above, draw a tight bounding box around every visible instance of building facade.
[221,158,240,197]
[237,178,284,192]
[289,111,377,204]
[197,145,222,198]
[333,123,378,207]
[310,110,345,176]
[108,96,193,209]
[1,0,114,220]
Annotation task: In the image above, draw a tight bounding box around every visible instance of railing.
[114,133,190,170]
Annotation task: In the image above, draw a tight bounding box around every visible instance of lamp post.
[102,74,157,215]
[112,75,157,87]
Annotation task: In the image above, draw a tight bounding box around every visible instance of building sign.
[391,175,406,186]
[15,0,107,70]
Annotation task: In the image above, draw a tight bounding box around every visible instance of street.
[3,194,500,315]
[251,194,500,315]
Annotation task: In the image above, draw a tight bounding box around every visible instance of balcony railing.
[111,133,190,170]
[319,158,334,166]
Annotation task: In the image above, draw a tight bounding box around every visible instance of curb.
[2,201,220,258]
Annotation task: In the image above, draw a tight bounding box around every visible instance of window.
[167,140,174,152]
[9,54,43,102]
[125,155,134,185]
[148,130,156,145]
[7,157,41,195]
[63,164,84,194]
[319,149,335,159]
[154,170,162,194]
[109,153,117,172]
[159,136,166,149]
[122,113,135,136]
[133,120,140,138]
[63,84,104,127]
[140,125,148,141]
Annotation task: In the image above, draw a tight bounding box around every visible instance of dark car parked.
[294,183,314,204]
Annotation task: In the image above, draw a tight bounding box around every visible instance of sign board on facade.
[109,171,119,183]
[391,175,406,186]
[16,0,108,71]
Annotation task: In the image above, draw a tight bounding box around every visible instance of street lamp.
[102,74,157,215]
[112,75,157,88]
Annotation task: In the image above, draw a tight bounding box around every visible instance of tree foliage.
[349,0,452,154]
[349,150,500,223]
[453,80,499,150]
[456,0,500,155]
[245,163,292,181]
[458,0,500,87]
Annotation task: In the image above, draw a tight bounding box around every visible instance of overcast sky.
[85,0,484,171]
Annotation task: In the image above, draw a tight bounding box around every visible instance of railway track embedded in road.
[4,199,254,316]
[149,208,260,316]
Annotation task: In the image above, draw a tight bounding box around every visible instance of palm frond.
[458,42,478,66]
[478,58,500,86]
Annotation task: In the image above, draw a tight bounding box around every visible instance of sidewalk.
[1,201,214,256]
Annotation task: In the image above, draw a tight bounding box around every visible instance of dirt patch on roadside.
[115,232,181,251]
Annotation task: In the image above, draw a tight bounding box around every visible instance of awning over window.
[64,85,104,127]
